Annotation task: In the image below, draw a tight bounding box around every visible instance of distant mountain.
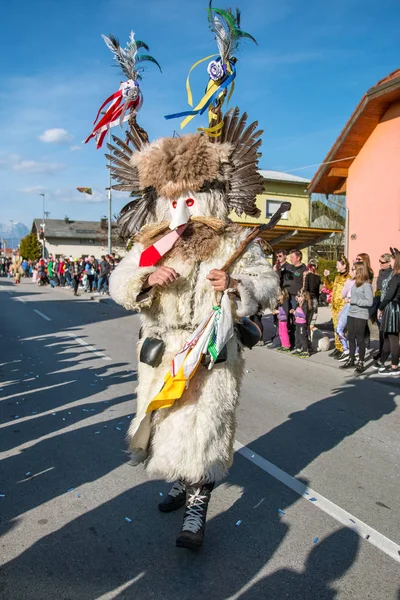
[0,222,29,250]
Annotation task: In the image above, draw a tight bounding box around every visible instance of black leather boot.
[158,480,186,513]
[176,482,214,550]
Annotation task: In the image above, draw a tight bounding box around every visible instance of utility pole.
[39,193,46,258]
[107,127,112,255]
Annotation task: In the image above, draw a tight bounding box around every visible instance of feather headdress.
[164,0,257,136]
[84,31,161,148]
[207,2,257,66]
[102,31,162,82]
[104,3,264,236]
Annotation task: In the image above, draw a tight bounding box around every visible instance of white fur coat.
[110,225,279,483]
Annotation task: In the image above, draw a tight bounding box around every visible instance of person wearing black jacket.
[304,259,321,328]
[98,255,111,294]
[376,249,400,374]
[373,253,392,359]
[280,250,307,347]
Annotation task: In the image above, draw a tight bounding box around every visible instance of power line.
[285,155,358,173]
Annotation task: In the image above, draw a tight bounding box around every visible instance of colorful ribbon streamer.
[164,60,236,130]
[145,292,234,413]
[84,80,143,149]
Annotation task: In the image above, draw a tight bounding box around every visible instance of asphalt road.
[0,279,399,600]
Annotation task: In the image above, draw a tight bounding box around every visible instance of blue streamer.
[164,63,236,121]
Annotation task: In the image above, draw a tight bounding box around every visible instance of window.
[80,239,95,244]
[266,200,289,220]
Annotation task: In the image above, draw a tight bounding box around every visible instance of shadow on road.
[1,371,397,599]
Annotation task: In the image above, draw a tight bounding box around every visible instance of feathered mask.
[97,2,264,237]
[84,31,161,148]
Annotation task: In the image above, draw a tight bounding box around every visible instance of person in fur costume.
[90,4,280,550]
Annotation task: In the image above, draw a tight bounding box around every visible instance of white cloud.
[13,159,63,174]
[38,128,73,144]
[18,186,46,194]
[70,145,82,151]
[0,154,64,174]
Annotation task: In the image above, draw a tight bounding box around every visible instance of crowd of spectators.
[4,254,120,297]
[269,247,400,376]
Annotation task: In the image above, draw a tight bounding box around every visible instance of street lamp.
[10,220,14,254]
[39,193,46,258]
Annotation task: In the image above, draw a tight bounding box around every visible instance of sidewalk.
[264,306,399,385]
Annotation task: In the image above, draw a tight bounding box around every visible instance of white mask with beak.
[169,196,196,230]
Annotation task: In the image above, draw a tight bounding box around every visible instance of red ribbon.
[85,85,141,149]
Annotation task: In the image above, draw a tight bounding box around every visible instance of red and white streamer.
[84,80,143,149]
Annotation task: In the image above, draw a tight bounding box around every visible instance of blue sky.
[1,0,399,229]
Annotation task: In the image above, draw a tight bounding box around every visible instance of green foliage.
[316,258,337,282]
[19,232,42,261]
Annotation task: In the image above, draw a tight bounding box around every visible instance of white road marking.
[234,440,400,564]
[94,574,145,599]
[66,332,112,361]
[14,297,26,303]
[33,309,52,322]
[0,380,75,406]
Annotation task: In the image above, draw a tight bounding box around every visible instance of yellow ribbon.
[146,354,203,413]
[185,54,219,107]
[180,76,221,129]
[198,119,225,137]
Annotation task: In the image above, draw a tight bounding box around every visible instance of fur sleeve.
[231,240,279,318]
[109,243,157,311]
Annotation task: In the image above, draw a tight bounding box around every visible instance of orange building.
[309,69,400,275]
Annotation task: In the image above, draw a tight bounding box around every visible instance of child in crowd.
[273,291,290,351]
[291,291,311,357]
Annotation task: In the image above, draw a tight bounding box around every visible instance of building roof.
[32,218,107,241]
[259,170,310,184]
[309,69,400,195]
[238,223,343,252]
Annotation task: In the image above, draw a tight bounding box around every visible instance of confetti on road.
[32,412,37,415]
[125,517,132,523]
[14,416,19,419]
[82,409,89,412]
[115,427,122,431]
[236,520,242,526]
[77,494,81,498]
[67,488,74,493]
[159,493,164,497]
[309,497,317,502]
[95,431,101,434]
[278,509,286,515]
[52,413,56,416]
[313,537,319,544]
[25,472,31,477]
[118,422,124,425]
[0,494,6,498]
